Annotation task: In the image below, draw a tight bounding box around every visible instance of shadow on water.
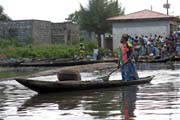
[17,86,138,120]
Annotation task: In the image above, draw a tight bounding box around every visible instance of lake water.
[0,62,180,120]
[0,67,53,80]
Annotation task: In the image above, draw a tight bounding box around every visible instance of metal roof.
[107,9,178,21]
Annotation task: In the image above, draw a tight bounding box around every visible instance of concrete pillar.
[101,34,104,48]
[64,30,68,44]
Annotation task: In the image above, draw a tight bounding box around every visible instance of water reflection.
[121,86,137,120]
[16,86,139,120]
[0,80,35,119]
[18,92,82,111]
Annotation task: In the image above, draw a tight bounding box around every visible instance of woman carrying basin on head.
[118,34,139,81]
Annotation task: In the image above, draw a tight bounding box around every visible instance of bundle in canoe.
[15,76,154,94]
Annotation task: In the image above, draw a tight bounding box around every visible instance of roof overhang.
[107,17,179,23]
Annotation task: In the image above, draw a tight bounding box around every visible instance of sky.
[1,0,180,23]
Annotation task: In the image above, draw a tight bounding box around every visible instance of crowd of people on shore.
[79,32,180,61]
[127,33,180,60]
[117,32,180,81]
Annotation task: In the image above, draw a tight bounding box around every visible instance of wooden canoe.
[137,56,172,63]
[17,59,118,67]
[172,56,180,61]
[15,76,154,94]
[0,61,23,67]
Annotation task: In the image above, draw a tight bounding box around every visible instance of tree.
[67,11,81,24]
[0,5,11,21]
[68,0,124,47]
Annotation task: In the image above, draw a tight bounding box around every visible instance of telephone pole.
[151,5,153,11]
[166,0,169,15]
[163,0,170,15]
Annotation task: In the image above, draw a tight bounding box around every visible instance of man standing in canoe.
[118,34,139,81]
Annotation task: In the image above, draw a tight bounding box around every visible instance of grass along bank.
[0,38,110,61]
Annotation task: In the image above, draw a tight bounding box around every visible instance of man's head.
[121,34,129,43]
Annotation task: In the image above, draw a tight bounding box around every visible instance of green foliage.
[68,0,124,47]
[0,45,78,59]
[80,36,84,42]
[67,11,81,24]
[99,48,110,56]
[0,38,101,60]
[0,38,22,48]
[0,5,11,21]
[76,0,124,33]
[84,40,98,55]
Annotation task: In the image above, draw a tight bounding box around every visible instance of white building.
[108,9,179,50]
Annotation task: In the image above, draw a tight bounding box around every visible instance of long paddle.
[97,67,119,81]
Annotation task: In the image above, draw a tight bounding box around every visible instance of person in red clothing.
[121,86,138,120]
[118,34,139,81]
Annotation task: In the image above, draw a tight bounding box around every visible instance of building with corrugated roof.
[108,9,179,50]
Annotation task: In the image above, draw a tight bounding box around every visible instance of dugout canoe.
[137,56,173,63]
[17,59,118,67]
[172,56,180,61]
[0,61,23,67]
[0,59,118,67]
[15,75,154,94]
